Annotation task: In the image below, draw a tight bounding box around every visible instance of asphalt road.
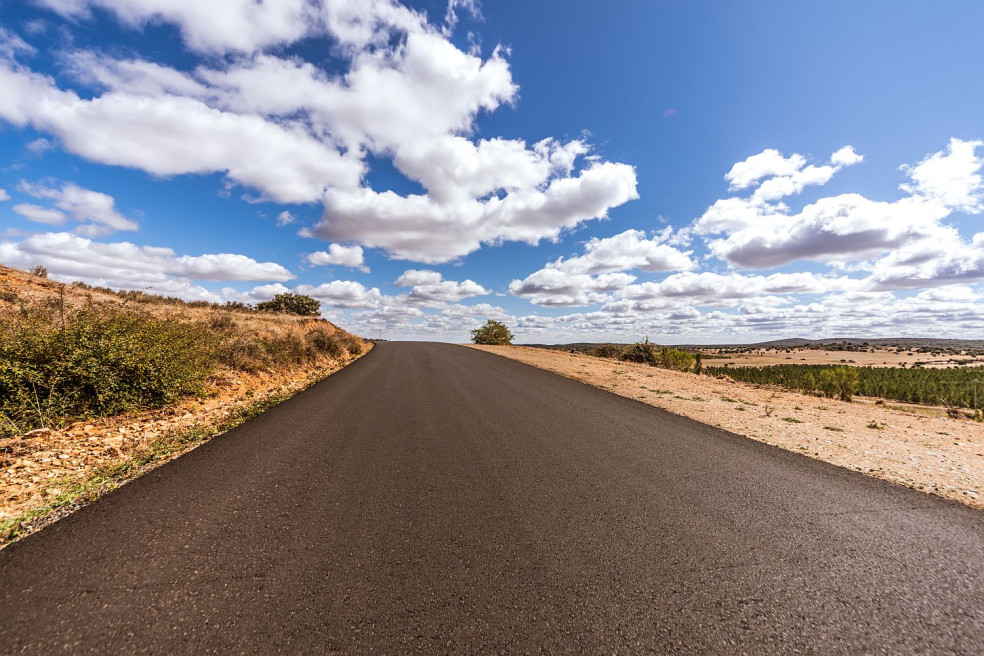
[1,342,982,654]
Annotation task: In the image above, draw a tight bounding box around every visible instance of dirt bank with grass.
[470,344,984,510]
[0,265,370,545]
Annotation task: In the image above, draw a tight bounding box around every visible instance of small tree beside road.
[471,319,514,345]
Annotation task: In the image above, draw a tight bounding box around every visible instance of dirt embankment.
[470,345,984,510]
[0,265,370,542]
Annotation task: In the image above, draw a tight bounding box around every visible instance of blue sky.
[1,0,982,342]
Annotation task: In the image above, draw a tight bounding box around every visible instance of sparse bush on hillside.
[215,325,362,374]
[257,293,321,317]
[30,265,47,278]
[0,273,367,435]
[590,344,627,359]
[0,305,216,435]
[621,342,695,373]
[471,319,514,345]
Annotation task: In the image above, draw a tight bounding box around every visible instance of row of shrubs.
[584,342,703,374]
[0,300,363,436]
[704,363,984,407]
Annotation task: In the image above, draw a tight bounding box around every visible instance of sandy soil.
[470,345,984,510]
[702,346,984,369]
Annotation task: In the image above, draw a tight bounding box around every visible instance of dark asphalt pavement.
[1,342,982,654]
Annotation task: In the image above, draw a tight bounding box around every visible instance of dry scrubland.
[471,345,984,510]
[0,265,369,543]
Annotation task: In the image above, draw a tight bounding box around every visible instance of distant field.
[529,341,984,370]
[700,347,984,369]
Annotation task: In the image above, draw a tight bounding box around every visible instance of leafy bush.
[589,344,626,359]
[0,305,216,435]
[257,293,321,317]
[471,319,514,345]
[621,342,695,372]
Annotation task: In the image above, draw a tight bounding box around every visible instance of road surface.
[1,342,982,653]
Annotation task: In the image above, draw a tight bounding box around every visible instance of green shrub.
[590,344,626,359]
[620,342,695,372]
[471,319,514,345]
[0,305,216,435]
[257,293,321,316]
[621,342,659,365]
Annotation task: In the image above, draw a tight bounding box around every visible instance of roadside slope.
[1,342,982,653]
[0,264,370,542]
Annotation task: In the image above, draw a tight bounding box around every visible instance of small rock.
[22,428,51,439]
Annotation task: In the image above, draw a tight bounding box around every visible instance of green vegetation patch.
[704,363,984,408]
[1,305,216,435]
[0,296,365,437]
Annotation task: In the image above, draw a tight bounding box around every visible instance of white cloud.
[306,244,369,272]
[546,228,694,275]
[0,232,294,293]
[509,269,636,307]
[900,137,983,213]
[313,161,638,262]
[867,225,984,290]
[831,145,863,168]
[37,0,327,54]
[0,26,35,60]
[0,63,364,204]
[620,271,857,306]
[13,203,66,224]
[697,193,952,268]
[695,140,981,272]
[444,0,481,34]
[394,269,489,305]
[508,227,692,307]
[726,148,805,190]
[0,189,9,201]
[18,180,137,235]
[276,211,296,227]
[725,145,863,204]
[0,2,637,263]
[26,138,55,154]
[394,269,443,286]
[293,280,385,309]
